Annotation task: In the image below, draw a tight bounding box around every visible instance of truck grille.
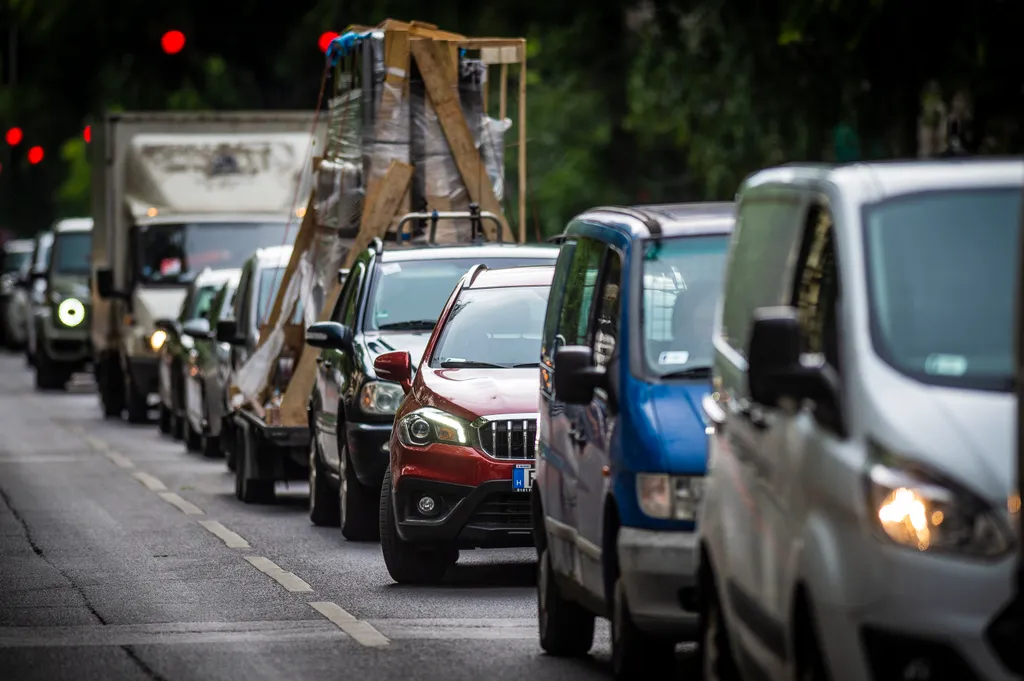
[467,493,532,529]
[478,418,537,460]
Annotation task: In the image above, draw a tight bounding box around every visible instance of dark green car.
[33,219,93,390]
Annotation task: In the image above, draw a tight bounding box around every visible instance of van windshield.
[864,187,1021,392]
[51,232,92,275]
[641,235,729,377]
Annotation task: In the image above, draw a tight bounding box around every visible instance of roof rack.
[591,206,662,237]
[394,203,505,245]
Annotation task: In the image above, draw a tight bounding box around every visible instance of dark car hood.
[362,331,432,370]
[420,367,540,422]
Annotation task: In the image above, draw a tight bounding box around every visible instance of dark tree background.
[1,0,1022,238]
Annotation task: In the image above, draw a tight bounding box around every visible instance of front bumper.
[39,314,91,363]
[346,421,392,487]
[616,527,700,636]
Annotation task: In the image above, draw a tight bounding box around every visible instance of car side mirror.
[181,318,212,340]
[304,321,353,351]
[216,319,244,346]
[747,306,840,412]
[554,345,606,405]
[373,351,412,393]
[95,268,116,299]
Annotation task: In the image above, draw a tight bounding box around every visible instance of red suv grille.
[478,418,537,460]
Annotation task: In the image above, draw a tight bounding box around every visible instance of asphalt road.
[0,353,698,681]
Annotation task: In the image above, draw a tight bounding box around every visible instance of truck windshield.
[136,222,292,284]
[51,232,92,275]
[864,187,1021,392]
[641,235,729,378]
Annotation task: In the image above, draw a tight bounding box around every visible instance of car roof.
[252,244,293,268]
[467,264,555,289]
[571,202,735,239]
[742,159,1024,205]
[3,239,34,253]
[136,212,294,227]
[52,217,93,233]
[380,243,560,262]
[193,267,243,288]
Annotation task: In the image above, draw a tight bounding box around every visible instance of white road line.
[105,451,135,469]
[309,602,390,647]
[244,556,313,593]
[84,435,109,451]
[198,520,250,548]
[131,471,167,491]
[0,620,343,647]
[158,492,204,516]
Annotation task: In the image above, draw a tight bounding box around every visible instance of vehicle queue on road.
[1,158,1020,681]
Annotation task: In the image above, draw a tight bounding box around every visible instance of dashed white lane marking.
[0,620,344,647]
[309,602,390,647]
[244,556,313,593]
[158,492,204,516]
[199,520,250,548]
[132,471,167,492]
[84,435,109,451]
[368,618,535,640]
[105,451,135,469]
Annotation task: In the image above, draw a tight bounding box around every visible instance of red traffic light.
[5,127,22,146]
[83,125,91,143]
[27,146,44,164]
[161,30,186,55]
[319,31,339,53]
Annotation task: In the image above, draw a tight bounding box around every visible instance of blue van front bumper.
[617,527,700,637]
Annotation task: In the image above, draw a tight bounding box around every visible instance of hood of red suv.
[419,367,540,422]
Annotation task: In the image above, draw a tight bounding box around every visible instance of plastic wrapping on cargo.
[366,81,411,183]
[327,86,363,164]
[314,158,363,234]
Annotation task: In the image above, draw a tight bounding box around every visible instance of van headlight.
[56,298,86,327]
[359,381,404,415]
[397,407,473,447]
[636,473,705,521]
[865,444,1014,558]
[149,329,168,351]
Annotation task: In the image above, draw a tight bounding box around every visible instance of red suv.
[373,264,554,584]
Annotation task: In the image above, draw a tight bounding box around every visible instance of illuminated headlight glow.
[866,443,1014,558]
[56,298,86,327]
[149,329,168,351]
[397,407,473,447]
[359,381,404,416]
[636,473,705,521]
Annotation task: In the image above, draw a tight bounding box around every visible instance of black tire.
[537,546,595,656]
[308,437,340,527]
[200,432,220,458]
[124,370,148,424]
[340,435,379,541]
[611,577,675,678]
[224,419,238,472]
[795,603,830,681]
[183,413,201,452]
[235,422,275,504]
[158,404,172,434]
[99,356,125,418]
[378,467,455,584]
[700,576,741,681]
[35,346,68,391]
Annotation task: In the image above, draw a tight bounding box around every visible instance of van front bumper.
[40,315,91,363]
[617,527,700,638]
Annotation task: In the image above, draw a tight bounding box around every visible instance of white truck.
[90,111,326,422]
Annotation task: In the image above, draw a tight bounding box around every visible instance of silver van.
[699,160,1021,681]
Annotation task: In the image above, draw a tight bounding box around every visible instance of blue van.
[532,203,734,678]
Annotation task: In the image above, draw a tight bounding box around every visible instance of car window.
[592,250,622,368]
[256,266,303,327]
[430,285,550,368]
[541,241,577,363]
[792,207,841,371]
[191,285,221,321]
[335,261,365,327]
[556,238,605,346]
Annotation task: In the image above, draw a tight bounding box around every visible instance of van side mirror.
[554,345,605,405]
[154,318,179,337]
[747,306,840,413]
[216,319,244,345]
[373,351,412,393]
[95,268,116,299]
[305,321,353,351]
[181,318,212,340]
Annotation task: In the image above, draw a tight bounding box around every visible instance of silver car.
[699,160,1021,681]
[24,230,54,366]
[1,239,34,347]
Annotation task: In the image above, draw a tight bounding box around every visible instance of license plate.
[512,464,534,492]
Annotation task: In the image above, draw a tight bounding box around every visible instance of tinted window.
[334,262,365,326]
[51,232,92,275]
[2,249,31,274]
[642,235,728,376]
[430,286,550,368]
[793,208,840,370]
[363,257,554,332]
[541,242,577,361]
[593,251,622,368]
[136,222,292,284]
[557,239,605,346]
[189,285,221,320]
[864,188,1021,391]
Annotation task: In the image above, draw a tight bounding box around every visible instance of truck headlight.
[359,381,404,416]
[636,473,705,521]
[865,444,1014,558]
[149,329,168,351]
[397,407,472,447]
[56,298,86,327]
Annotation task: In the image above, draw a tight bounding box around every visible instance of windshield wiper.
[440,359,503,368]
[660,365,713,379]
[377,319,436,331]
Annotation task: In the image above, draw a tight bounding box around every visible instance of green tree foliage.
[1,0,1021,237]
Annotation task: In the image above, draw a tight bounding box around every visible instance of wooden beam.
[499,63,508,121]
[480,45,524,65]
[343,160,414,270]
[459,38,526,51]
[254,193,315,351]
[410,39,509,242]
[518,61,527,244]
